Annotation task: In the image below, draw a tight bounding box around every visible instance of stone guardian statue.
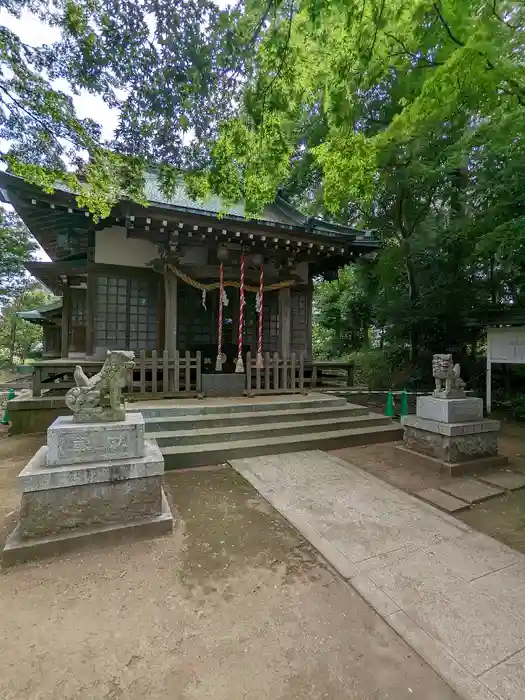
[65,350,135,422]
[432,353,466,399]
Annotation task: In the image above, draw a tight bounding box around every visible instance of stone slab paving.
[478,470,525,491]
[416,487,470,512]
[440,478,504,504]
[230,450,525,700]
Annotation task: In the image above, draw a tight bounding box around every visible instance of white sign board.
[488,327,525,364]
[486,327,525,413]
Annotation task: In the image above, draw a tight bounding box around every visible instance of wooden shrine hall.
[1,171,378,397]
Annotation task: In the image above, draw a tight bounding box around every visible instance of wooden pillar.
[61,278,71,358]
[306,283,313,359]
[164,271,178,356]
[85,272,94,357]
[486,330,492,415]
[279,287,291,359]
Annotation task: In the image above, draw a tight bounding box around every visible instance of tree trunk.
[405,254,419,362]
[9,316,17,366]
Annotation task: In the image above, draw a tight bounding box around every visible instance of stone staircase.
[132,394,402,469]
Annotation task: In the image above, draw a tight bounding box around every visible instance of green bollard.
[1,387,15,425]
[400,389,409,417]
[385,391,395,417]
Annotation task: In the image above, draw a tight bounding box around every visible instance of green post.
[0,388,15,425]
[400,389,409,417]
[385,391,395,418]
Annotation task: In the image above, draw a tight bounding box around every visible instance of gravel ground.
[0,434,460,700]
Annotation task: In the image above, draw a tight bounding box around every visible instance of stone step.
[161,422,403,469]
[150,413,391,447]
[129,394,346,419]
[144,403,369,433]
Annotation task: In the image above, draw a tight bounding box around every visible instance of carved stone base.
[3,491,173,567]
[17,440,165,538]
[47,413,145,466]
[403,422,498,464]
[402,409,503,474]
[3,412,172,565]
[416,396,483,424]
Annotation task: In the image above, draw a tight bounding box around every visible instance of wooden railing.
[31,351,202,397]
[31,352,352,398]
[245,351,306,395]
[244,353,354,394]
[127,350,202,395]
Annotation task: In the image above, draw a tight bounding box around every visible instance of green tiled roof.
[143,172,306,226]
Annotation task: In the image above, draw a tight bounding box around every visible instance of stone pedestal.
[2,413,173,566]
[202,372,246,397]
[47,413,145,465]
[400,396,507,475]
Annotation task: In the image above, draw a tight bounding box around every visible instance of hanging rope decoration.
[166,263,295,293]
[256,263,264,369]
[215,262,224,372]
[235,254,245,373]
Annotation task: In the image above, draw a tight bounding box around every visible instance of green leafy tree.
[0,283,51,365]
[0,209,37,304]
[314,265,373,357]
[202,0,525,367]
[0,0,261,217]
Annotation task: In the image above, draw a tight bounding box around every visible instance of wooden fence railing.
[245,351,306,395]
[244,353,354,394]
[31,352,352,397]
[31,351,202,397]
[127,350,202,395]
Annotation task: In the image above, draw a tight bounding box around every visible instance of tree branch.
[432,2,464,46]
[0,85,82,150]
[385,32,444,67]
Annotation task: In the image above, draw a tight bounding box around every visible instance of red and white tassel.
[235,254,245,373]
[256,262,264,369]
[215,262,224,372]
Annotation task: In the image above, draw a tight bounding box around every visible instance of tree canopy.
[209,0,525,363]
[0,209,37,305]
[3,0,525,371]
[0,282,52,365]
[0,0,258,216]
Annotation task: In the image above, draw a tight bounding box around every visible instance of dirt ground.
[331,418,525,554]
[0,433,460,700]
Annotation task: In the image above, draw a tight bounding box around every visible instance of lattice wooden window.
[177,284,217,350]
[262,291,279,353]
[128,277,157,350]
[70,290,86,325]
[291,289,309,355]
[94,273,157,351]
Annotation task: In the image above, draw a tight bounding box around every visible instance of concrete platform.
[415,488,470,513]
[441,479,505,504]
[396,445,509,476]
[478,470,525,491]
[135,394,404,468]
[2,490,173,566]
[231,450,525,700]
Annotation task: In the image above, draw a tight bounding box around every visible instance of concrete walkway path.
[231,450,525,700]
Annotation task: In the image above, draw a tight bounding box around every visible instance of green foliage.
[0,283,52,365]
[352,349,394,390]
[314,265,373,356]
[0,210,37,304]
[217,0,525,370]
[0,0,251,217]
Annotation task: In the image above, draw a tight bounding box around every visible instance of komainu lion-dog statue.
[65,350,135,422]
